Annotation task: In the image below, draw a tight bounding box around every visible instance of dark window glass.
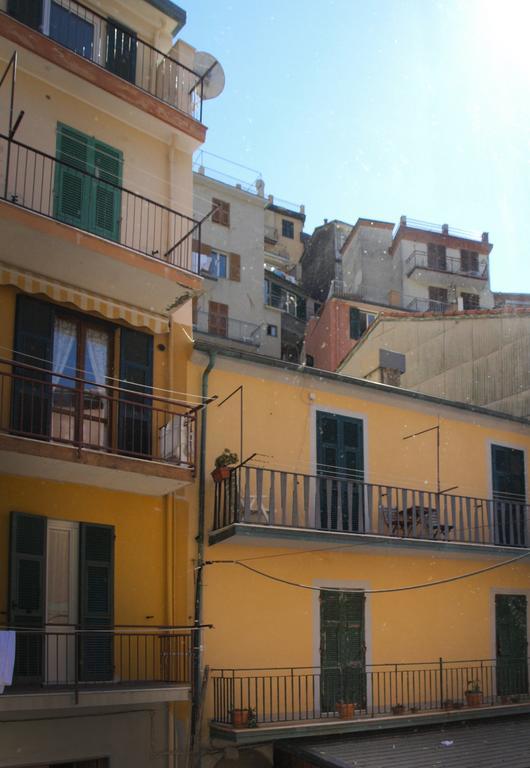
[282,219,294,238]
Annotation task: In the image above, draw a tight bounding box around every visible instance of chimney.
[442,223,449,235]
[400,215,407,226]
[300,204,305,215]
[324,218,328,225]
[198,165,205,175]
[255,178,265,197]
[482,232,489,243]
[268,194,274,204]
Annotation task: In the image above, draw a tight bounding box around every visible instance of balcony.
[211,466,529,551]
[194,310,262,348]
[1,625,192,711]
[405,250,489,281]
[0,357,199,494]
[264,225,279,244]
[0,134,202,311]
[210,657,530,743]
[406,296,451,313]
[1,0,207,135]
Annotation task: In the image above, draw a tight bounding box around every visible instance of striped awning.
[0,263,169,334]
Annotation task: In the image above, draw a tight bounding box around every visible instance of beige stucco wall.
[340,314,530,417]
[264,206,304,266]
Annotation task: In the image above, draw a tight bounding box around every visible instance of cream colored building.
[339,308,530,417]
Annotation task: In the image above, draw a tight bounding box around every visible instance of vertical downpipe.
[190,350,217,761]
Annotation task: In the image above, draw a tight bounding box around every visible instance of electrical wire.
[204,550,530,594]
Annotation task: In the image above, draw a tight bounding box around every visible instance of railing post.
[74,630,80,705]
[439,657,444,709]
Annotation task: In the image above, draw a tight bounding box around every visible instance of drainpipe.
[190,349,217,760]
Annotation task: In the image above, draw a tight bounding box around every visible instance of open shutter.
[79,523,114,681]
[118,328,153,457]
[7,0,43,29]
[106,21,137,84]
[11,295,54,438]
[229,253,241,282]
[54,124,90,229]
[91,140,122,242]
[9,511,46,683]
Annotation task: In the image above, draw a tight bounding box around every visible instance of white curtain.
[85,328,108,394]
[52,318,76,385]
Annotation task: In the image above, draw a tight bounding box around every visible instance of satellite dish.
[194,52,225,100]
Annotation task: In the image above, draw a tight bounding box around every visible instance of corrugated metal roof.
[281,715,530,768]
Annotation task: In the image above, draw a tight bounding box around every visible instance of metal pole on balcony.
[439,657,444,709]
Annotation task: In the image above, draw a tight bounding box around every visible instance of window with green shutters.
[495,594,528,696]
[54,123,123,242]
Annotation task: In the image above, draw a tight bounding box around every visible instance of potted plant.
[336,700,356,719]
[391,703,405,716]
[211,449,238,482]
[231,707,250,728]
[465,680,482,707]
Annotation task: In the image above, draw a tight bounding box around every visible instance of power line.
[204,550,530,595]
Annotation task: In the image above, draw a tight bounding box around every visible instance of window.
[208,301,228,337]
[282,219,294,239]
[106,20,137,84]
[427,242,447,271]
[428,286,448,310]
[491,444,526,546]
[54,123,123,242]
[212,198,230,227]
[349,308,377,339]
[50,1,94,59]
[306,354,314,367]
[265,279,306,319]
[462,292,479,310]
[461,249,479,274]
[210,251,227,279]
[267,324,278,337]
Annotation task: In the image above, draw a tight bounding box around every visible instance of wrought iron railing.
[0,134,202,272]
[4,0,207,121]
[212,657,530,725]
[0,357,198,470]
[213,465,529,547]
[406,249,489,279]
[194,311,262,346]
[3,625,193,691]
[406,296,452,313]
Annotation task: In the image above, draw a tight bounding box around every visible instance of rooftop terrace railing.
[212,657,530,725]
[4,0,207,122]
[213,465,529,548]
[0,134,201,273]
[0,356,198,470]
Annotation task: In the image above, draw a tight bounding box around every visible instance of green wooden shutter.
[8,0,43,29]
[11,294,54,438]
[79,523,114,681]
[492,445,526,545]
[54,124,90,229]
[118,328,153,457]
[9,511,47,683]
[320,591,365,710]
[91,140,122,242]
[349,308,361,339]
[496,594,528,696]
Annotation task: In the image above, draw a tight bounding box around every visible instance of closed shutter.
[496,594,528,696]
[208,302,228,337]
[54,124,91,230]
[91,141,122,241]
[106,21,137,84]
[9,511,46,683]
[118,328,153,457]
[320,591,365,710]
[79,523,114,681]
[11,295,54,438]
[229,253,241,282]
[349,308,361,339]
[492,445,526,546]
[8,0,42,29]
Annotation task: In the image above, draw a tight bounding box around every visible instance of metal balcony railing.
[0,357,198,470]
[194,311,262,346]
[212,657,530,725]
[406,250,489,280]
[406,297,452,313]
[264,225,278,243]
[3,625,192,692]
[0,134,202,272]
[213,465,530,548]
[4,0,207,122]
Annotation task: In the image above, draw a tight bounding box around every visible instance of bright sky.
[184,0,530,292]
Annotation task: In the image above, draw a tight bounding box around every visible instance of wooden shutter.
[106,21,137,84]
[79,523,114,681]
[349,308,361,339]
[118,328,153,457]
[320,591,365,709]
[208,302,228,337]
[496,594,528,696]
[91,140,122,242]
[9,511,47,683]
[54,124,90,229]
[212,198,230,227]
[229,253,241,282]
[8,0,42,29]
[11,295,54,438]
[492,445,526,546]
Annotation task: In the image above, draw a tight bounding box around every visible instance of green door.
[491,445,526,546]
[495,594,528,696]
[316,411,364,531]
[320,590,365,712]
[54,124,122,242]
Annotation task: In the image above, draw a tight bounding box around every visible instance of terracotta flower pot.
[211,466,232,482]
[465,692,481,707]
[231,709,250,728]
[391,704,405,716]
[336,702,355,719]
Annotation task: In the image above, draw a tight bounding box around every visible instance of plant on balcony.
[465,680,482,707]
[211,449,238,482]
[336,700,356,719]
[230,706,257,728]
[391,703,405,716]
